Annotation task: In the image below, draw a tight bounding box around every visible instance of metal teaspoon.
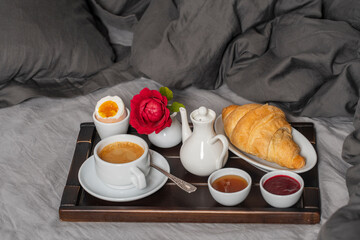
[150,162,197,193]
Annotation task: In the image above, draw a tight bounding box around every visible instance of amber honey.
[211,175,248,193]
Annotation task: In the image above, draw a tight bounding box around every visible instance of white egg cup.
[93,108,130,139]
[260,170,304,208]
[208,168,252,206]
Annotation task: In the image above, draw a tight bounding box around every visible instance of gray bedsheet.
[0,77,353,239]
[1,0,359,238]
[128,0,360,238]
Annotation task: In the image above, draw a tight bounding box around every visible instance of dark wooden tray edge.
[59,122,320,224]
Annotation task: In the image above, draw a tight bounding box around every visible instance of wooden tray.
[59,122,320,224]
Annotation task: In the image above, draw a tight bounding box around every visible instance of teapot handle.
[209,134,229,169]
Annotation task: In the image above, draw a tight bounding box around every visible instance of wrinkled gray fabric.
[323,0,360,31]
[318,103,360,239]
[216,2,360,239]
[0,0,151,108]
[1,0,360,239]
[88,0,150,47]
[130,0,324,89]
[131,0,241,89]
[0,77,352,239]
[128,1,360,239]
[0,60,142,108]
[0,0,115,106]
[221,14,360,118]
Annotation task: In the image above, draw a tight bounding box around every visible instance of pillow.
[0,0,115,106]
[130,0,241,90]
[88,0,150,48]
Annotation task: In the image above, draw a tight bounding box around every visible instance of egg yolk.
[98,101,118,118]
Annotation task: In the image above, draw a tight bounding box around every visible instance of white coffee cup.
[93,108,130,139]
[94,134,150,190]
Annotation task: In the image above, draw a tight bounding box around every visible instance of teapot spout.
[179,107,192,143]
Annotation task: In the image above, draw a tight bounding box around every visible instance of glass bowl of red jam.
[260,170,304,208]
[208,168,252,206]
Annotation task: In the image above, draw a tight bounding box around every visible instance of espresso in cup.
[94,134,150,190]
[99,141,144,164]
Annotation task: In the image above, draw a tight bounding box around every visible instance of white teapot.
[179,106,229,176]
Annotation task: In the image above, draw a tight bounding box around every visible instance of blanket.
[127,0,360,239]
[4,77,349,240]
[0,0,359,239]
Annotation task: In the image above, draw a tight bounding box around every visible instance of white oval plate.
[214,115,317,173]
[78,150,169,202]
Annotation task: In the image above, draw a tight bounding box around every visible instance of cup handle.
[130,167,147,189]
[209,134,229,169]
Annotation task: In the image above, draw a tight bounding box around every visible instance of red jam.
[263,175,300,195]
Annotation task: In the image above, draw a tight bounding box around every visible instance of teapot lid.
[192,106,215,122]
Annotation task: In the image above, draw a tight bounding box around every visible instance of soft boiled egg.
[95,96,126,123]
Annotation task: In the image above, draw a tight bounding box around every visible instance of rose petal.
[144,100,164,122]
[129,87,172,135]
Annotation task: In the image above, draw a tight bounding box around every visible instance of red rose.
[130,88,172,134]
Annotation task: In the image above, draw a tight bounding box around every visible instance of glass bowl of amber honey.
[208,168,252,206]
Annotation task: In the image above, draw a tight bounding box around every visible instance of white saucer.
[78,150,169,202]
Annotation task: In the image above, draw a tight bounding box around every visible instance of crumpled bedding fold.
[1,0,360,239]
[127,1,360,239]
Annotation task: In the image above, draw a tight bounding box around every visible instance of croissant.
[222,104,305,169]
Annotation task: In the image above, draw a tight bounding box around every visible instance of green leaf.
[159,86,173,101]
[168,102,185,113]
